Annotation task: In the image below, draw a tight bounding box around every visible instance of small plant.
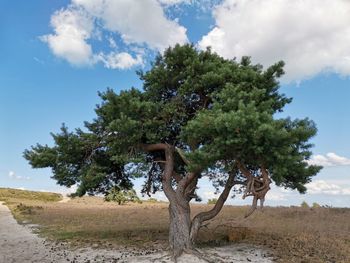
[15,203,42,215]
[147,197,158,203]
[207,198,218,205]
[105,187,141,205]
[312,202,321,208]
[301,201,309,208]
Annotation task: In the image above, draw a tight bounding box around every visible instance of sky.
[0,0,349,208]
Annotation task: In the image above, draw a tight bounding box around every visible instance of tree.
[105,187,141,205]
[207,198,218,205]
[312,202,321,208]
[301,201,310,208]
[24,44,321,258]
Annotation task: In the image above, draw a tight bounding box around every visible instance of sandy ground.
[0,202,273,263]
[58,196,71,203]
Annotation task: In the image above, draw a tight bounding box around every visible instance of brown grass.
[2,190,349,263]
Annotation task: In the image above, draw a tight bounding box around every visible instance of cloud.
[107,36,117,49]
[97,52,144,70]
[42,0,188,69]
[8,171,30,180]
[203,191,218,200]
[306,180,350,195]
[158,0,221,10]
[266,191,287,201]
[40,7,94,66]
[157,0,191,6]
[198,0,350,82]
[308,153,350,167]
[73,0,188,50]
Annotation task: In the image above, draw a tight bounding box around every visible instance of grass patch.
[0,188,62,222]
[0,188,62,203]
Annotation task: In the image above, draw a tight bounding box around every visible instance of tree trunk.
[168,201,192,257]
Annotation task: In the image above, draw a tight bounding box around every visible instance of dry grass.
[0,187,62,203]
[1,188,349,263]
[207,206,350,263]
[0,187,62,221]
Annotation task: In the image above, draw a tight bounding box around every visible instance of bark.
[237,161,271,218]
[141,143,238,257]
[190,172,236,243]
[168,202,192,258]
[144,144,193,257]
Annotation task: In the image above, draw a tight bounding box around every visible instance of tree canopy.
[24,44,321,257]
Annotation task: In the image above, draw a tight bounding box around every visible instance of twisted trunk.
[168,201,192,257]
[142,144,244,258]
[146,144,193,257]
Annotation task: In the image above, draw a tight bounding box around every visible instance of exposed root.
[151,252,172,263]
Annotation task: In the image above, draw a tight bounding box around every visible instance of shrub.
[312,202,321,208]
[105,187,141,205]
[147,198,158,203]
[301,201,309,208]
[208,198,218,205]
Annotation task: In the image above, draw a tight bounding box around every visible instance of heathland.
[0,188,349,263]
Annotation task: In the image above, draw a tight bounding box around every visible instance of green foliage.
[24,44,321,197]
[105,187,141,205]
[147,198,158,203]
[207,198,218,205]
[312,202,321,208]
[301,201,309,208]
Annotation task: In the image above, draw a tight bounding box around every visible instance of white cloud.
[42,0,188,68]
[306,180,350,195]
[308,153,350,167]
[8,171,30,180]
[72,0,188,50]
[266,191,287,201]
[199,0,350,82]
[97,52,144,70]
[157,0,191,5]
[40,7,94,66]
[107,36,117,49]
[203,191,218,200]
[158,0,221,11]
[59,184,79,197]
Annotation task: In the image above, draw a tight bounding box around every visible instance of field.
[1,188,349,263]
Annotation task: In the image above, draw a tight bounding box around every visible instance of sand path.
[0,202,273,263]
[58,196,71,203]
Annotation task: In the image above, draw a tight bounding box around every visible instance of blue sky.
[1,0,349,207]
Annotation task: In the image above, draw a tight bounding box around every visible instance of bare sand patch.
[58,196,71,203]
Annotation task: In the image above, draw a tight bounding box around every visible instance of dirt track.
[0,202,272,263]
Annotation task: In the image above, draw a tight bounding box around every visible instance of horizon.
[2,186,341,209]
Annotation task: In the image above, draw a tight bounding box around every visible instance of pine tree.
[24,44,321,258]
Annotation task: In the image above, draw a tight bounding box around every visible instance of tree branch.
[184,175,198,201]
[236,162,271,218]
[175,147,190,165]
[140,143,177,201]
[140,143,169,152]
[190,170,237,242]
